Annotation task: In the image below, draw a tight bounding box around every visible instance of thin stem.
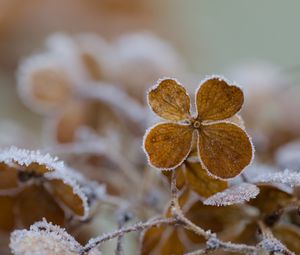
[170,169,257,255]
[82,217,177,254]
[115,221,125,255]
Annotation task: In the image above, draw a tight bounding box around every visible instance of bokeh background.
[0,0,300,160]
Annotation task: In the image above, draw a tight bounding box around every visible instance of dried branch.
[82,217,177,254]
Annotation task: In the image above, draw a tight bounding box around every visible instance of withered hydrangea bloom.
[0,147,90,231]
[10,219,101,255]
[141,191,253,255]
[163,162,228,198]
[143,76,254,179]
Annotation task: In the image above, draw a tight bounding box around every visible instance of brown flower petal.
[0,196,15,231]
[16,185,65,228]
[198,122,253,179]
[160,229,186,255]
[55,100,94,143]
[186,202,248,235]
[0,163,18,190]
[141,226,186,255]
[273,224,300,254]
[48,180,85,217]
[162,167,186,190]
[196,77,244,121]
[184,162,228,198]
[249,184,295,215]
[31,69,71,105]
[148,79,191,121]
[144,123,193,169]
[140,225,165,255]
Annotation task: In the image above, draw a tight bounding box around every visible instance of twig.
[82,217,177,254]
[115,221,125,255]
[170,169,257,255]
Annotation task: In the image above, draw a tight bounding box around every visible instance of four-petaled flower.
[143,76,254,179]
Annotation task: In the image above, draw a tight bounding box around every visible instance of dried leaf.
[196,76,244,121]
[184,201,252,244]
[162,163,228,198]
[141,226,186,255]
[185,162,228,198]
[204,183,259,206]
[148,79,190,121]
[249,184,295,215]
[273,224,300,254]
[0,163,18,190]
[48,179,85,217]
[140,224,165,255]
[0,196,15,231]
[16,185,65,228]
[144,123,193,169]
[160,229,186,255]
[198,122,253,179]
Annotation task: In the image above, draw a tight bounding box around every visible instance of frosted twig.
[170,169,257,255]
[115,221,125,255]
[82,217,177,254]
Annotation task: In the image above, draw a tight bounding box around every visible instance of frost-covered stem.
[115,221,125,255]
[170,169,210,238]
[82,217,177,254]
[170,169,257,255]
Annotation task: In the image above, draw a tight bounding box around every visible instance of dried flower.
[0,147,90,231]
[163,162,228,198]
[10,219,101,255]
[144,76,254,179]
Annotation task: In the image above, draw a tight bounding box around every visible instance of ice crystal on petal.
[10,219,82,255]
[0,146,64,171]
[204,183,259,206]
[252,169,300,187]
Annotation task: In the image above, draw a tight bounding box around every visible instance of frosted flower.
[144,76,253,179]
[0,147,90,232]
[204,183,259,206]
[10,219,101,255]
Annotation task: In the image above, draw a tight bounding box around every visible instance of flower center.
[193,120,201,128]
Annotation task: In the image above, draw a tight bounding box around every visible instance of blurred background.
[0,0,300,162]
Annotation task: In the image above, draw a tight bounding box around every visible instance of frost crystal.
[0,146,93,220]
[252,169,300,187]
[258,237,295,255]
[10,220,81,255]
[0,146,64,171]
[204,183,259,206]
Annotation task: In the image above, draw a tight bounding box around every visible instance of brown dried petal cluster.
[163,162,228,198]
[144,76,253,179]
[141,192,252,255]
[0,147,89,232]
[10,219,101,255]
